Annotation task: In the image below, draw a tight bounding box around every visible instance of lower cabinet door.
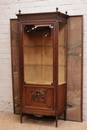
[22,87,54,111]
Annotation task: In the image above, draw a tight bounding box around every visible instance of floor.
[0,112,87,130]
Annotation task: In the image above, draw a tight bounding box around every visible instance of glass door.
[23,24,54,85]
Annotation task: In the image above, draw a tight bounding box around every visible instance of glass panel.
[58,66,66,84]
[59,23,65,46]
[23,24,53,84]
[67,16,83,121]
[58,22,66,85]
[10,19,20,114]
[24,65,52,84]
[58,46,66,65]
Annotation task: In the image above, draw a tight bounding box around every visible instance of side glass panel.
[58,22,66,85]
[10,19,20,114]
[67,16,83,121]
[23,24,53,84]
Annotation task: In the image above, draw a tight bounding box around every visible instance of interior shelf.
[24,44,53,47]
[24,64,66,66]
[24,64,53,66]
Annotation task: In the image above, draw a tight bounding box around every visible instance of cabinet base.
[20,111,66,127]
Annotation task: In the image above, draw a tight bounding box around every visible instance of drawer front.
[22,87,54,110]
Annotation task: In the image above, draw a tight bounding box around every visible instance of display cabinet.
[16,8,69,127]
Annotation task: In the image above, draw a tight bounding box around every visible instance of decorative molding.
[16,12,68,22]
[31,90,47,103]
[18,14,58,21]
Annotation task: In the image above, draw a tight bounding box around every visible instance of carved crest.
[31,90,47,103]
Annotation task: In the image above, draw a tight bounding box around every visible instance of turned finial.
[19,10,21,14]
[56,7,58,12]
[65,11,68,14]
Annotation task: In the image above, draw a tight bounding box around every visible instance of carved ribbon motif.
[31,90,47,103]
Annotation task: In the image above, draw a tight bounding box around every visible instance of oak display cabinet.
[15,9,83,126]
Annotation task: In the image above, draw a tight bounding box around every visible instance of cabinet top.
[16,9,69,22]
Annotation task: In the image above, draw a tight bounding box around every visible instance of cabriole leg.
[20,112,23,123]
[64,110,66,121]
[56,115,58,127]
